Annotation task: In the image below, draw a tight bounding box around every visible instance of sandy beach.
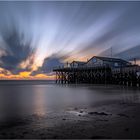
[0,83,140,139]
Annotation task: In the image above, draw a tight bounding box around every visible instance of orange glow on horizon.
[0,71,55,80]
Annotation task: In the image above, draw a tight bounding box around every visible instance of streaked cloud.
[0,26,36,74]
[0,1,139,79]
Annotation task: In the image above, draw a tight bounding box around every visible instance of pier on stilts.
[53,56,140,87]
[54,66,111,84]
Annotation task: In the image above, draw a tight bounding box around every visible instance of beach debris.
[79,110,84,113]
[88,111,109,116]
[68,110,87,116]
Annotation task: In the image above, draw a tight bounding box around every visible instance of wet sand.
[0,83,140,139]
[0,101,140,139]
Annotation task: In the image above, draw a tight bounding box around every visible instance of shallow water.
[0,81,140,123]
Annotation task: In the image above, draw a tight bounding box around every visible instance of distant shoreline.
[0,80,55,85]
[0,79,54,81]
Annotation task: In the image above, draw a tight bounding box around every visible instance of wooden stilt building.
[53,56,140,87]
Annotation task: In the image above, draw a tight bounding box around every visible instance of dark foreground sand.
[0,100,140,139]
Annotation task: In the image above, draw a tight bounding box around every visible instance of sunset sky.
[0,1,140,79]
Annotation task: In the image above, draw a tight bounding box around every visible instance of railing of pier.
[53,64,110,70]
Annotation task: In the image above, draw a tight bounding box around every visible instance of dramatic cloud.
[31,54,63,76]
[0,1,140,78]
[0,67,11,76]
[0,26,36,74]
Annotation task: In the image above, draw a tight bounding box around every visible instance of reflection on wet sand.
[0,83,140,138]
[33,87,46,117]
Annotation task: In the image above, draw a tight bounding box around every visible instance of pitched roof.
[87,56,130,63]
[71,61,86,65]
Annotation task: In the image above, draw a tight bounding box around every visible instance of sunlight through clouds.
[0,1,140,79]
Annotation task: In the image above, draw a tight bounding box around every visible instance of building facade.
[70,61,86,68]
[85,56,131,68]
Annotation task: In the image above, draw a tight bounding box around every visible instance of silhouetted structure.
[86,56,130,68]
[70,61,86,68]
[53,56,140,87]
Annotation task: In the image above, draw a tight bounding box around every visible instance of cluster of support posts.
[54,66,140,87]
[112,70,140,87]
[55,66,111,84]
